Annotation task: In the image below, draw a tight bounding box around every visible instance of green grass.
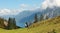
[0,16,60,33]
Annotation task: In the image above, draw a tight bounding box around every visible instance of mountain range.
[0,6,60,27]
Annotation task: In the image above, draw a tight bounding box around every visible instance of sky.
[0,0,60,15]
[0,0,43,9]
[0,0,44,15]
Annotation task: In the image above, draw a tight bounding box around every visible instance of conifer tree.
[46,15,49,19]
[7,17,16,30]
[40,14,44,21]
[34,14,38,23]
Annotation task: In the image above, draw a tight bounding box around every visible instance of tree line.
[0,17,20,30]
[25,13,49,28]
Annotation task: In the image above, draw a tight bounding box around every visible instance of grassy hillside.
[0,16,60,33]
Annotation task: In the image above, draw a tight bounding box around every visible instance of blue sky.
[0,0,44,9]
[0,0,45,15]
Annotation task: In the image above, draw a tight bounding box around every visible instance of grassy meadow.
[0,16,60,33]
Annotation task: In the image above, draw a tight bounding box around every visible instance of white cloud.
[41,1,48,9]
[20,4,40,11]
[0,9,11,15]
[0,9,21,15]
[20,4,26,7]
[41,0,60,9]
[20,4,29,9]
[55,0,60,6]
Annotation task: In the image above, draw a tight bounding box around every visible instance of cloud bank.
[0,3,40,15]
[41,0,60,9]
[0,9,21,15]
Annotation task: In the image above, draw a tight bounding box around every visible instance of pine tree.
[12,18,16,29]
[7,17,16,30]
[34,14,38,23]
[40,14,44,21]
[0,18,4,28]
[7,17,11,29]
[46,15,49,19]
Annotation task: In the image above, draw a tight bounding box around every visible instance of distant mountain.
[15,10,41,27]
[0,10,41,27]
[0,6,60,27]
[42,6,60,18]
[16,6,60,27]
